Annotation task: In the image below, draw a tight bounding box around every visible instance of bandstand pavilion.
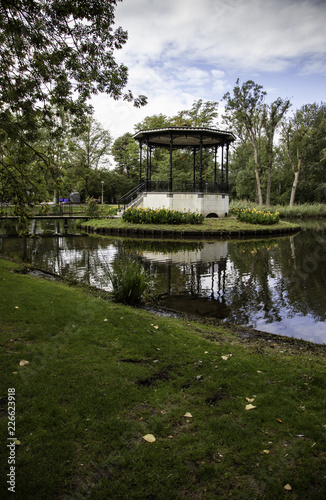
[120,126,236,217]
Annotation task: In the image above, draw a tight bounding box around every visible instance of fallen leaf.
[13,439,21,445]
[15,306,19,309]
[184,412,193,418]
[262,450,270,454]
[276,418,283,424]
[19,360,29,366]
[143,434,156,443]
[153,325,159,330]
[221,355,229,360]
[104,318,108,322]
[246,397,255,403]
[284,484,292,491]
[245,404,256,411]
[12,371,17,375]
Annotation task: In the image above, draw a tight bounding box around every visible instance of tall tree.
[112,133,139,180]
[281,104,317,206]
[68,117,112,199]
[171,99,219,127]
[262,98,291,206]
[223,80,266,205]
[0,0,146,212]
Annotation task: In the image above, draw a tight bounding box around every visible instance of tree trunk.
[266,167,271,207]
[253,143,264,205]
[254,168,264,205]
[290,170,300,207]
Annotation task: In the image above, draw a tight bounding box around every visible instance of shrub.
[86,197,100,218]
[108,257,151,306]
[122,207,204,225]
[231,207,280,225]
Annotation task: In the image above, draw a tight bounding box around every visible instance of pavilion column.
[214,145,218,188]
[225,142,229,192]
[146,138,150,191]
[149,144,152,191]
[169,133,173,192]
[139,141,143,184]
[193,147,196,190]
[199,135,203,192]
[221,143,224,184]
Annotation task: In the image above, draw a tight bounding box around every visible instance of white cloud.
[91,0,326,138]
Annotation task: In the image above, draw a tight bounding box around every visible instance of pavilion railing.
[118,179,228,211]
[118,181,146,210]
[144,180,228,194]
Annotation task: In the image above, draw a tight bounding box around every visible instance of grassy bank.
[1,258,326,499]
[80,216,300,237]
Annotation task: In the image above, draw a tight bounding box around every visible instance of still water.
[1,218,325,344]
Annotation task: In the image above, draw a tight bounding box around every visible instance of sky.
[91,0,326,141]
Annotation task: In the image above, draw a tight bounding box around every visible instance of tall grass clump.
[108,256,151,306]
[122,207,204,225]
[230,200,326,218]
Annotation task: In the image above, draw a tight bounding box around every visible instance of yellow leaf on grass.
[284,484,292,491]
[15,306,19,309]
[184,412,193,418]
[246,397,255,403]
[143,434,156,443]
[276,418,283,424]
[245,404,256,411]
[262,450,270,454]
[19,360,29,366]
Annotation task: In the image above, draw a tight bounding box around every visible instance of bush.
[86,197,100,218]
[231,207,280,225]
[122,207,204,225]
[108,257,151,306]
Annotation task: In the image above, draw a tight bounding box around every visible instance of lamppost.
[101,181,104,204]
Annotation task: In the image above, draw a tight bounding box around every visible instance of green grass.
[1,258,326,499]
[82,216,299,235]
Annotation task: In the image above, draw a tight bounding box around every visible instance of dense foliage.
[0,0,146,214]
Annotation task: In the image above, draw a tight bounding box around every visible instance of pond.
[1,218,325,344]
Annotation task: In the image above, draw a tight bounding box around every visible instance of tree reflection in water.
[0,219,325,343]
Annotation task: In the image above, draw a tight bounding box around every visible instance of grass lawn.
[80,216,300,237]
[1,258,326,499]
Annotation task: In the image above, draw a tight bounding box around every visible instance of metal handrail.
[118,182,146,210]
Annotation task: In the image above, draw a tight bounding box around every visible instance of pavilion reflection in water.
[139,240,230,319]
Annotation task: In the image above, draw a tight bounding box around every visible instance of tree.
[262,98,291,206]
[223,80,266,205]
[67,117,112,199]
[171,99,219,127]
[0,0,147,211]
[111,133,140,180]
[282,104,317,206]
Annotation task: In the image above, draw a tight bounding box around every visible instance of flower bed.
[231,207,280,225]
[122,207,204,225]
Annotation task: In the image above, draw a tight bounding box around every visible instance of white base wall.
[140,192,229,217]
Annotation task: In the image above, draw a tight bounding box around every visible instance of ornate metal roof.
[133,126,236,148]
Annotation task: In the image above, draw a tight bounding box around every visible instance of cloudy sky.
[92,0,326,141]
